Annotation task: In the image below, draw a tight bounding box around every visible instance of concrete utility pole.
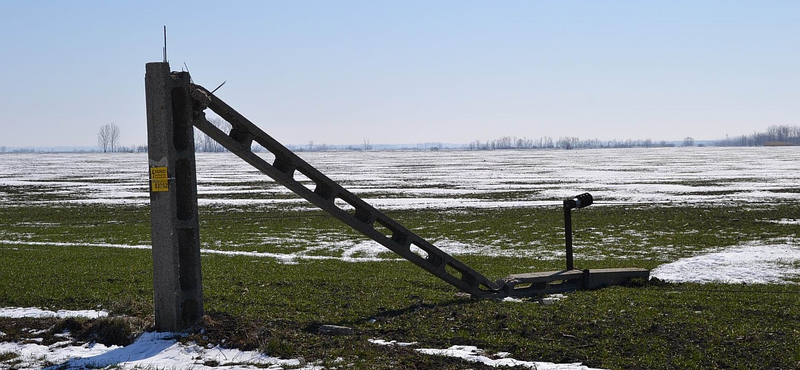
[144,62,204,331]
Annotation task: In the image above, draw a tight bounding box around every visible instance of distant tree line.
[111,124,800,154]
[466,126,800,151]
[712,125,800,147]
[466,136,681,150]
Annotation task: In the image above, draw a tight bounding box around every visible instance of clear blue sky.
[1,1,797,148]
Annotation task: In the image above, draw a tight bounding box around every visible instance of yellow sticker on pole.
[150,166,169,192]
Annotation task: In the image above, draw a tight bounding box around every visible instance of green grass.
[1,202,799,369]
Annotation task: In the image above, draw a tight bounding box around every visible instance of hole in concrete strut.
[334,196,356,215]
[181,298,200,325]
[445,263,463,281]
[295,168,316,194]
[255,151,277,168]
[175,159,194,221]
[410,241,429,260]
[171,87,191,152]
[178,229,199,291]
[374,218,394,240]
[314,183,334,201]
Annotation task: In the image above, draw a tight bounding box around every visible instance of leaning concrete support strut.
[145,62,204,331]
[186,82,649,298]
[190,83,502,298]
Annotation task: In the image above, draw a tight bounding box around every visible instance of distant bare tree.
[682,137,695,147]
[194,117,231,152]
[98,123,121,153]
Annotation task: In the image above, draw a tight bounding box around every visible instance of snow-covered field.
[1,147,799,369]
[2,147,800,208]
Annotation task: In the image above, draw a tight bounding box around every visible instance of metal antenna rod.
[210,81,226,94]
[183,63,194,84]
[163,26,168,63]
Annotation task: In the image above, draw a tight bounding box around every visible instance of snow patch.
[0,340,114,370]
[764,218,800,225]
[48,332,315,370]
[0,331,321,370]
[368,338,418,347]
[652,242,800,284]
[415,345,605,369]
[368,339,604,369]
[0,307,108,319]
